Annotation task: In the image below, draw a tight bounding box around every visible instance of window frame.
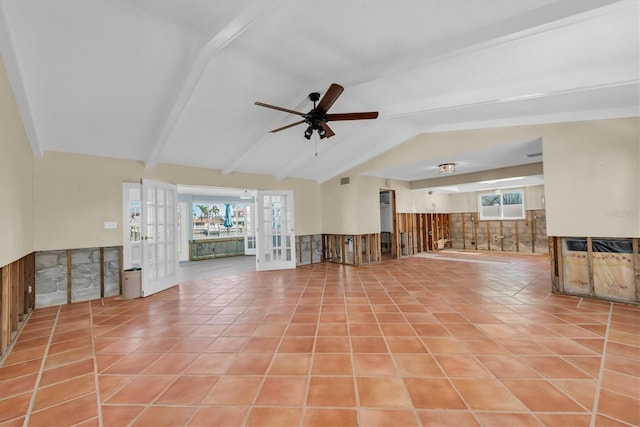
[478,190,525,220]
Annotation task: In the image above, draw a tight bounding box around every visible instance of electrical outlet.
[104,221,117,229]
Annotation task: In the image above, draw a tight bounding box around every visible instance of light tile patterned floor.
[0,252,638,426]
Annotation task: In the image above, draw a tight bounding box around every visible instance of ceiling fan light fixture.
[438,163,456,174]
[317,126,326,139]
[304,126,313,140]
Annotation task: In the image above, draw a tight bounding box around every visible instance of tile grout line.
[22,305,62,427]
[89,301,104,427]
[589,301,614,427]
[301,269,326,427]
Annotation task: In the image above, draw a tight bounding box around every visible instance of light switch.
[104,221,117,229]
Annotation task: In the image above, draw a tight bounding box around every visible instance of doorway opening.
[379,189,397,258]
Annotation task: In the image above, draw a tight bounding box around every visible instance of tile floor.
[0,252,638,426]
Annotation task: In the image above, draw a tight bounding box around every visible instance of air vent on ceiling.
[525,152,542,158]
[340,177,350,185]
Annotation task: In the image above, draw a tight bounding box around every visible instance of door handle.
[143,236,154,241]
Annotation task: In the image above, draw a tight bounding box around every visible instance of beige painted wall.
[321,174,383,235]
[0,55,33,266]
[542,119,639,237]
[33,151,322,251]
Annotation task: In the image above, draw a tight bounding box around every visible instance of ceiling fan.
[255,83,378,140]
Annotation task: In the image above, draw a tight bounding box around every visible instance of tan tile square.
[357,377,412,409]
[105,375,175,404]
[353,354,397,376]
[474,413,542,427]
[245,407,302,427]
[28,394,97,426]
[307,377,356,407]
[312,353,352,375]
[188,407,248,427]
[315,336,350,353]
[0,393,31,424]
[380,323,415,336]
[243,336,280,352]
[205,336,248,352]
[33,374,96,411]
[285,323,317,336]
[349,324,382,336]
[502,379,587,412]
[269,353,312,375]
[596,389,640,426]
[131,406,195,427]
[386,336,427,353]
[522,356,593,379]
[226,353,273,375]
[359,409,419,426]
[394,354,444,377]
[255,376,307,405]
[303,409,358,427]
[422,338,469,354]
[435,355,492,377]
[404,378,466,409]
[279,337,314,353]
[417,410,479,427]
[351,337,388,353]
[202,375,262,405]
[183,353,235,374]
[476,355,541,379]
[451,379,527,411]
[155,375,218,404]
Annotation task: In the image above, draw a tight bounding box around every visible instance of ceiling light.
[317,126,326,139]
[438,163,456,174]
[304,126,313,140]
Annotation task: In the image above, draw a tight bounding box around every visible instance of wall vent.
[340,177,350,185]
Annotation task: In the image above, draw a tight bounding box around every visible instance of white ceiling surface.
[1,0,638,185]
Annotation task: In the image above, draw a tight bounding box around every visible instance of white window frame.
[478,190,525,220]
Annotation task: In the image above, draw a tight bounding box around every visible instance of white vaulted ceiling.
[0,0,638,183]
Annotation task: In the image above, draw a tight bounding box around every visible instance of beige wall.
[321,174,382,235]
[542,119,639,237]
[0,55,33,266]
[33,151,322,251]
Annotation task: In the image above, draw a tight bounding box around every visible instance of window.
[478,190,524,220]
[192,202,246,239]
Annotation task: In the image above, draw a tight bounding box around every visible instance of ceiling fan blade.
[316,83,344,114]
[255,102,306,116]
[269,120,305,133]
[327,112,379,121]
[321,122,335,138]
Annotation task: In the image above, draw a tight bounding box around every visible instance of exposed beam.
[145,1,278,168]
[410,163,544,190]
[0,2,42,157]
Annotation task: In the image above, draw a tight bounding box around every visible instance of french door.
[244,203,256,255]
[255,190,296,271]
[140,179,179,296]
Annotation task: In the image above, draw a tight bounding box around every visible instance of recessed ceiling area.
[362,137,543,182]
[0,0,637,185]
